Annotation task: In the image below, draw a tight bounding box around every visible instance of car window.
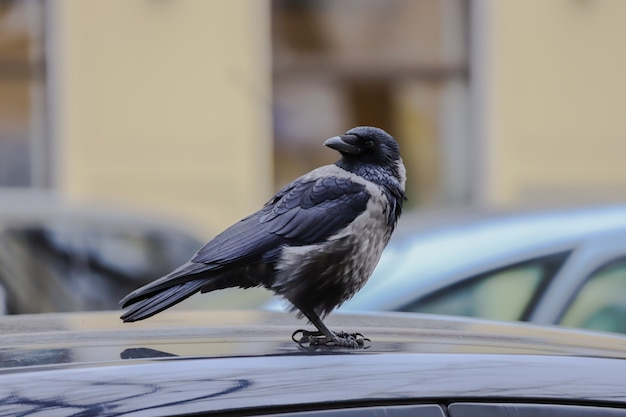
[0,223,202,314]
[263,404,446,417]
[559,257,626,334]
[398,253,568,322]
[82,227,201,280]
[448,402,626,417]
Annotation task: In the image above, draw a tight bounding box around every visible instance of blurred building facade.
[475,0,626,207]
[0,0,625,235]
[0,0,272,236]
[272,0,470,208]
[272,0,626,210]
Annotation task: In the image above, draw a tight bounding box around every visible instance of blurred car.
[0,193,204,314]
[1,310,626,416]
[334,204,626,335]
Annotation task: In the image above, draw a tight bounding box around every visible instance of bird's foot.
[292,329,370,349]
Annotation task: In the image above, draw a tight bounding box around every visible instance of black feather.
[121,280,206,322]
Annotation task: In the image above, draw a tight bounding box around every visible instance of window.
[0,221,202,313]
[399,253,568,322]
[272,0,470,207]
[560,258,626,334]
[0,1,50,188]
[263,404,446,417]
[448,403,626,417]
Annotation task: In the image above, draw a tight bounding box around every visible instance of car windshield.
[0,222,202,314]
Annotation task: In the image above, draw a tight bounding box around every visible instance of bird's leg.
[292,306,368,348]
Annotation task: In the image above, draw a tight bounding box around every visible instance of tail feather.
[119,261,216,308]
[121,279,207,322]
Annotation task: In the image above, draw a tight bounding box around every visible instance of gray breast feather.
[272,190,392,318]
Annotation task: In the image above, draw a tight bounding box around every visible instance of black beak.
[324,134,362,155]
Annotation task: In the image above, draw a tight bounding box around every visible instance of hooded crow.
[120,126,406,347]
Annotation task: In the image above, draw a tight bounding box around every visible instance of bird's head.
[325,126,405,185]
[325,126,400,167]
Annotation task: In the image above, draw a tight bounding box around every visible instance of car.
[0,192,204,314]
[332,204,626,334]
[1,310,626,416]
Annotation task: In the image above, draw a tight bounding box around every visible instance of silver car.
[337,205,626,335]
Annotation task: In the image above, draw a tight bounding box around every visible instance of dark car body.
[2,310,626,416]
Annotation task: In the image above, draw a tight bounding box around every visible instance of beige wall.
[46,0,626,230]
[49,0,272,236]
[479,0,626,207]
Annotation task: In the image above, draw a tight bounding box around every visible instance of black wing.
[192,174,370,265]
[120,174,370,307]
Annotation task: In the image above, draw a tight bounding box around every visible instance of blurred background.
[0,0,626,322]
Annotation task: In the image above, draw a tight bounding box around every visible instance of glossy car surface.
[0,194,203,314]
[336,205,626,334]
[2,310,626,416]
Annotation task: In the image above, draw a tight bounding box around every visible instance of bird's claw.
[292,329,370,349]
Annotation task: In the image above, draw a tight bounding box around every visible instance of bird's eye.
[364,140,374,148]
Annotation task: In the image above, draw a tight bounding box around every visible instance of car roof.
[3,310,626,415]
[411,204,626,248]
[390,205,626,263]
[341,205,626,310]
[2,310,626,367]
[0,190,198,233]
[397,204,626,232]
